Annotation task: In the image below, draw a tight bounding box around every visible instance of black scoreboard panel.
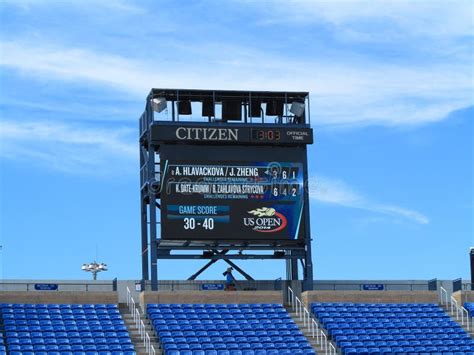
[159,144,308,242]
[151,122,313,145]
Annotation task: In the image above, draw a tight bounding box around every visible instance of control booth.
[139,89,314,291]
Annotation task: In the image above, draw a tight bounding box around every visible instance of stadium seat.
[0,303,134,354]
[312,302,471,354]
[148,303,315,354]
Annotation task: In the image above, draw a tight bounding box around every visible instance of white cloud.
[0,120,136,174]
[254,0,473,38]
[1,39,471,128]
[309,175,429,224]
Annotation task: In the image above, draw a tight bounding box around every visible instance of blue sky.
[0,0,472,281]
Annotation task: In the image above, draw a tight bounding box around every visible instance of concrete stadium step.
[119,303,162,355]
[441,305,474,338]
[286,307,339,354]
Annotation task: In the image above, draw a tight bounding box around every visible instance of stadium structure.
[0,89,472,355]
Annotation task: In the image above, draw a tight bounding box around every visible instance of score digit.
[184,218,195,230]
[202,218,214,230]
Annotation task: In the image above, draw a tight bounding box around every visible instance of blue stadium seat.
[312,302,471,354]
[148,303,315,354]
[0,303,134,354]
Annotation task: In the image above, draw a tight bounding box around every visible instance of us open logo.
[243,207,287,233]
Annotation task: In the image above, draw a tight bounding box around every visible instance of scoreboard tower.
[139,89,314,291]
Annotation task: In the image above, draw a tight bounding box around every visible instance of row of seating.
[7,337,132,345]
[154,324,300,331]
[148,304,283,308]
[342,345,472,353]
[158,330,303,337]
[165,351,312,355]
[335,337,473,346]
[5,331,129,337]
[312,302,440,308]
[151,313,288,318]
[1,304,118,309]
[3,308,120,313]
[162,342,314,353]
[316,314,450,320]
[4,324,127,330]
[7,344,135,352]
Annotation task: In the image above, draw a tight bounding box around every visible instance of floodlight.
[202,99,215,117]
[249,100,261,117]
[81,261,108,280]
[222,99,242,121]
[151,97,167,113]
[178,100,192,115]
[290,101,305,117]
[266,100,284,116]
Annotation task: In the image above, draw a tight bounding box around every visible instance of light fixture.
[151,97,167,113]
[202,99,215,117]
[222,99,242,121]
[266,100,284,116]
[81,261,108,280]
[249,100,261,118]
[178,100,192,115]
[290,101,305,117]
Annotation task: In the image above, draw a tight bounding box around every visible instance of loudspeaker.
[266,100,284,116]
[151,97,167,113]
[250,100,261,117]
[222,99,242,121]
[202,100,214,117]
[290,101,305,117]
[177,100,192,115]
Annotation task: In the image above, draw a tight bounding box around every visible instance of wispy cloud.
[1,38,471,128]
[0,120,136,174]
[309,175,429,224]
[252,0,473,38]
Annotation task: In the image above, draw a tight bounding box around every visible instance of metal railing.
[439,286,471,331]
[440,286,449,306]
[126,287,156,355]
[450,295,471,331]
[287,287,336,354]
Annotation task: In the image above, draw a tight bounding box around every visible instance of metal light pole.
[81,261,108,280]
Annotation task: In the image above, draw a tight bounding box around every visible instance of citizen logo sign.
[176,127,239,141]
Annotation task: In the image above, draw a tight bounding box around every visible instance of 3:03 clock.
[251,129,281,142]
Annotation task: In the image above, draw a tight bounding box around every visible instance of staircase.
[441,304,474,338]
[119,303,162,355]
[286,306,338,354]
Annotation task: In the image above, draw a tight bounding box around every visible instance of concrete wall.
[301,291,438,306]
[0,292,118,304]
[452,290,474,305]
[139,291,283,310]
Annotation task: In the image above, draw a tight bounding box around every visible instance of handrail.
[288,287,336,354]
[450,295,458,315]
[440,286,448,305]
[439,286,471,332]
[126,287,156,355]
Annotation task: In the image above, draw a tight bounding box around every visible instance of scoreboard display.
[160,160,305,241]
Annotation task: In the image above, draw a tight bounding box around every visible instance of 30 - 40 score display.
[160,161,305,241]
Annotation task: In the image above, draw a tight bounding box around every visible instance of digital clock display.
[251,129,281,141]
